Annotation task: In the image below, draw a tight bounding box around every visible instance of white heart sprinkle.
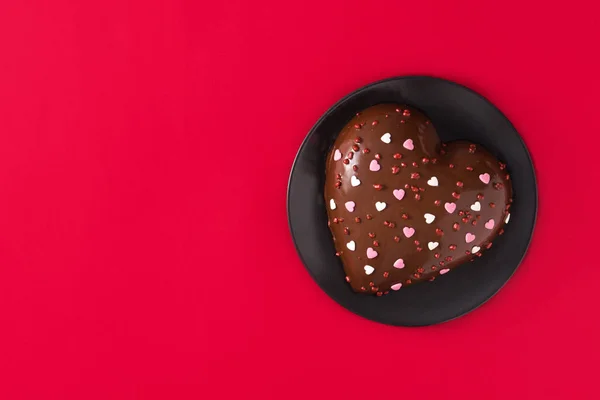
[427,177,439,186]
[505,213,510,224]
[471,201,481,212]
[424,213,435,224]
[471,246,481,253]
[346,241,356,251]
[351,176,361,187]
[333,149,342,161]
[329,199,336,210]
[364,265,374,275]
[380,132,391,144]
[391,283,402,290]
[428,241,439,251]
[375,201,387,212]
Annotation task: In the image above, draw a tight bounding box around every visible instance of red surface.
[0,1,599,398]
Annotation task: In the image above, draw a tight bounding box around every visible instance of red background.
[1,1,599,398]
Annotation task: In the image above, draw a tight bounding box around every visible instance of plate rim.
[286,75,538,326]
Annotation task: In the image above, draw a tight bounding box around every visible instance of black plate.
[287,76,537,326]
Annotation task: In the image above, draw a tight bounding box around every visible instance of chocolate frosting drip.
[324,104,513,295]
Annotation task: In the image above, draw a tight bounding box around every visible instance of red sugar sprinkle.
[360,287,366,292]
[362,148,370,154]
[366,214,373,220]
[411,185,419,193]
[333,217,338,223]
[435,228,444,236]
[431,266,437,271]
[499,229,504,235]
[368,232,376,238]
[403,109,411,116]
[466,166,474,171]
[494,182,504,190]
[345,276,350,282]
[422,157,430,164]
[371,287,377,292]
[391,166,400,174]
[354,137,362,143]
[445,256,453,262]
[375,153,381,160]
[347,152,353,160]
[449,163,455,168]
[462,217,469,223]
[383,271,389,278]
[456,181,464,188]
[335,182,341,188]
[393,153,402,159]
[395,108,401,113]
[373,184,383,190]
[401,213,409,219]
[383,221,389,226]
[486,242,493,249]
[394,236,400,242]
[417,267,425,273]
[355,217,361,223]
[388,222,396,228]
[489,202,496,208]
[439,261,445,266]
[458,211,465,216]
[434,253,440,259]
[343,159,349,165]
[353,165,358,171]
[471,220,477,226]
[336,173,341,179]
[354,124,361,129]
[400,120,406,124]
[343,228,350,235]
[477,193,484,200]
[434,200,441,206]
[352,144,359,152]
[373,240,380,247]
[416,247,423,252]
[431,158,438,164]
[449,244,457,250]
[412,162,419,168]
[453,223,460,231]
[414,240,420,246]
[406,279,412,284]
[372,121,378,126]
[400,162,407,167]
[452,192,461,199]
[336,252,340,257]
[414,194,421,200]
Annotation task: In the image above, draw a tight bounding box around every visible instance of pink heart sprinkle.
[444,202,456,213]
[345,201,355,212]
[440,268,450,275]
[484,219,495,229]
[391,283,403,291]
[403,227,415,238]
[333,149,342,161]
[403,138,414,150]
[369,159,381,171]
[366,247,378,259]
[393,189,405,200]
[393,258,405,269]
[479,173,490,184]
[465,233,476,243]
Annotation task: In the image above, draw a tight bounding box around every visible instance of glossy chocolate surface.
[324,104,512,295]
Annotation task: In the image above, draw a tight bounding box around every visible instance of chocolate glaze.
[325,104,512,295]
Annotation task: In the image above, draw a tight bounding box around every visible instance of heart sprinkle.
[403,227,415,238]
[465,233,476,243]
[428,242,439,250]
[439,268,450,275]
[364,265,375,275]
[344,201,355,212]
[329,199,336,210]
[471,201,481,211]
[333,149,342,161]
[393,259,405,269]
[380,132,392,144]
[424,213,435,224]
[471,246,481,253]
[350,176,361,187]
[375,202,387,212]
[369,160,381,171]
[393,189,405,200]
[391,283,402,290]
[479,173,491,184]
[444,202,456,213]
[366,247,378,259]
[403,138,414,150]
[346,241,356,251]
[505,213,511,224]
[484,219,495,229]
[427,176,439,186]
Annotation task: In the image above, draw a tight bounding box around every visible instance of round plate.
[287,76,537,326]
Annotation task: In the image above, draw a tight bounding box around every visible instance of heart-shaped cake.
[325,104,512,295]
